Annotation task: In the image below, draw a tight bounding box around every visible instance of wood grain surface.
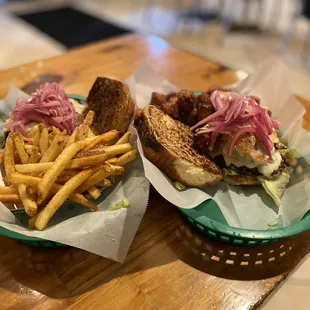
[0,34,310,310]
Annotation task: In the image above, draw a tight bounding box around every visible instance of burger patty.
[227,159,288,178]
[271,160,287,177]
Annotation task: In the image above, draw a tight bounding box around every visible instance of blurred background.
[0,0,309,98]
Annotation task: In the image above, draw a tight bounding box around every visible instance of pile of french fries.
[0,111,137,231]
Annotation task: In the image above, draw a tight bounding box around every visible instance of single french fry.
[28,152,41,163]
[37,140,88,203]
[53,127,61,136]
[76,125,89,142]
[4,132,15,178]
[109,165,125,175]
[76,111,94,141]
[25,145,35,151]
[48,132,55,146]
[15,162,51,173]
[72,144,132,168]
[103,143,132,157]
[66,128,78,148]
[115,150,137,166]
[0,148,3,164]
[40,135,65,163]
[14,134,29,164]
[116,132,131,145]
[9,172,97,211]
[35,168,96,230]
[106,158,118,164]
[109,175,115,185]
[50,183,98,211]
[70,143,131,168]
[69,154,110,169]
[67,192,98,211]
[87,128,95,138]
[33,126,41,147]
[84,130,121,150]
[9,172,40,187]
[18,183,37,216]
[78,165,124,193]
[0,186,18,194]
[39,127,49,154]
[28,212,41,229]
[0,194,20,203]
[97,179,112,188]
[27,146,38,154]
[77,166,111,193]
[74,146,105,159]
[57,170,80,184]
[87,186,101,199]
[84,111,95,125]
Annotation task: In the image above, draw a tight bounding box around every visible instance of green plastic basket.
[178,202,310,246]
[176,91,310,246]
[0,225,65,247]
[0,94,88,248]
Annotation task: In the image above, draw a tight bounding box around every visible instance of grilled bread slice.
[135,105,223,187]
[84,77,135,134]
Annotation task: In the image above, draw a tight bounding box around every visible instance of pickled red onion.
[191,91,280,159]
[5,83,77,135]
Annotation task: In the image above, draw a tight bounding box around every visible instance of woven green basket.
[176,91,310,245]
[178,202,310,246]
[0,226,65,247]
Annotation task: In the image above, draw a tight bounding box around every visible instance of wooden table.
[0,34,310,310]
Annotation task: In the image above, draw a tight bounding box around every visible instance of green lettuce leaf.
[223,166,240,177]
[173,181,185,191]
[279,148,301,167]
[258,169,292,207]
[108,198,131,211]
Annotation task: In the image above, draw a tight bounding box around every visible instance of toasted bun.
[224,175,260,186]
[136,105,223,187]
[85,77,135,134]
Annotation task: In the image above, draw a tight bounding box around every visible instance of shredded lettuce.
[267,220,278,227]
[267,216,283,229]
[279,148,301,167]
[173,181,185,191]
[108,198,131,211]
[223,166,240,177]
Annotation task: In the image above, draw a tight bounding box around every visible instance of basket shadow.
[168,220,310,281]
[0,189,180,299]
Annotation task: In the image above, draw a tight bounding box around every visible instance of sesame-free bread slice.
[84,77,135,135]
[136,105,223,187]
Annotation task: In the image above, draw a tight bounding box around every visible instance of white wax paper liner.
[133,58,310,230]
[0,82,150,263]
